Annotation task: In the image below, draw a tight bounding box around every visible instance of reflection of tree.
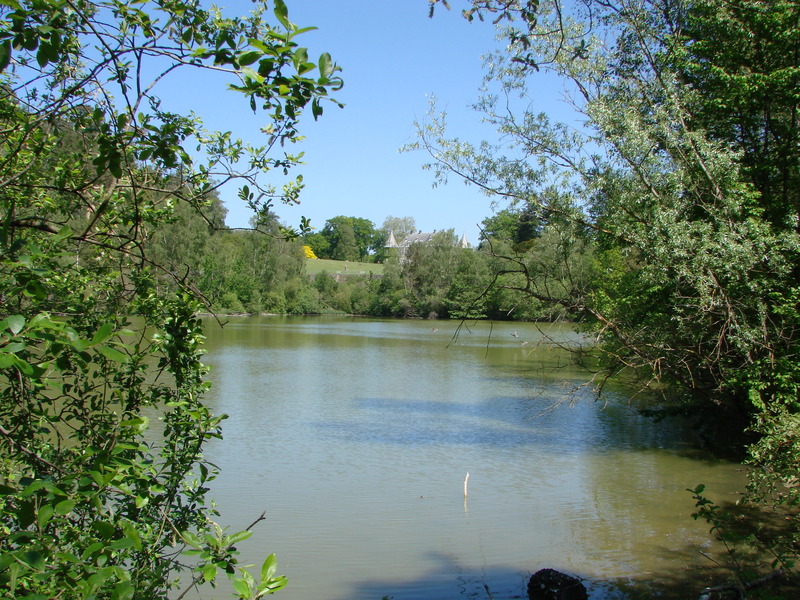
[568,445,743,583]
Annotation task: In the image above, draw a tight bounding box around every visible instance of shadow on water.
[310,393,721,460]
[342,549,727,600]
[342,551,628,600]
[344,546,796,600]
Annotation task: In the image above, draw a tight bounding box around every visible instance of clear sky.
[167,1,523,245]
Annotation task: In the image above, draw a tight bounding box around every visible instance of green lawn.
[305,258,385,276]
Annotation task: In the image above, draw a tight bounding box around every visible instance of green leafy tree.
[402,229,470,318]
[0,0,340,597]
[302,231,331,259]
[321,216,378,261]
[145,188,228,290]
[370,261,411,317]
[330,221,360,261]
[481,205,547,252]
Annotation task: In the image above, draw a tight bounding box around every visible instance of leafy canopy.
[0,0,340,597]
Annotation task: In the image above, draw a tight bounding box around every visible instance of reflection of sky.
[199,317,744,600]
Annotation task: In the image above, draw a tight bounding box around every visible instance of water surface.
[196,316,744,599]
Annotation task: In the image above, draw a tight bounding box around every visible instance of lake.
[194,316,745,600]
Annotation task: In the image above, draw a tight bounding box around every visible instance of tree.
[676,0,800,228]
[418,0,800,584]
[330,221,360,261]
[402,229,466,318]
[480,205,547,252]
[145,187,228,289]
[303,231,331,258]
[321,216,378,261]
[0,0,340,597]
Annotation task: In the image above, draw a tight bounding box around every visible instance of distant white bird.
[511,331,519,338]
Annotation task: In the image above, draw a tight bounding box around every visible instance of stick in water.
[464,472,470,498]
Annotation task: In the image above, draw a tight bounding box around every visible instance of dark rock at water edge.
[528,568,588,600]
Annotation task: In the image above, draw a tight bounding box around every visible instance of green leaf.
[92,520,116,540]
[261,553,278,581]
[318,52,333,78]
[240,66,264,84]
[273,0,290,29]
[121,521,143,551]
[18,551,46,572]
[88,567,113,587]
[114,581,134,600]
[0,40,11,73]
[37,504,54,529]
[292,47,308,72]
[237,50,261,66]
[108,156,122,178]
[36,46,49,68]
[21,479,60,497]
[91,322,114,344]
[232,577,252,597]
[0,353,26,369]
[6,315,25,335]
[180,530,202,549]
[54,499,76,515]
[109,537,136,550]
[7,562,19,594]
[227,530,252,545]
[201,563,217,582]
[96,345,128,362]
[89,470,106,487]
[247,39,270,53]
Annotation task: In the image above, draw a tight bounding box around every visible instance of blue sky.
[169,1,531,244]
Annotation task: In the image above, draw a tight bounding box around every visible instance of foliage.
[302,232,330,259]
[480,205,548,252]
[372,229,511,319]
[689,485,795,597]
[302,245,317,259]
[317,216,379,261]
[0,0,339,597]
[330,221,360,262]
[199,229,307,314]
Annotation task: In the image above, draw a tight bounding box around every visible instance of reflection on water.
[193,316,744,600]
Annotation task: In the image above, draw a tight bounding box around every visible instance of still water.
[196,316,744,600]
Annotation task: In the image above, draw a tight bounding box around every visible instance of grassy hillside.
[305,258,385,276]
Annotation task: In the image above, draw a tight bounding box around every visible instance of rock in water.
[528,568,588,600]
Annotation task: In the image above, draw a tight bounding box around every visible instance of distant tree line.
[146,201,578,321]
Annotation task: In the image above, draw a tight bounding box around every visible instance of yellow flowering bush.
[303,245,318,259]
